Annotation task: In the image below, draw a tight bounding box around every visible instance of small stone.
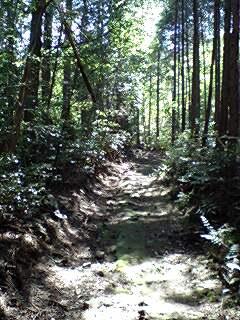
[96,250,105,259]
[82,262,91,268]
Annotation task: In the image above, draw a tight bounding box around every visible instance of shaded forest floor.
[1,151,240,319]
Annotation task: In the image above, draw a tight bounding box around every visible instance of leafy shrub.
[162,135,240,295]
[0,114,130,221]
[164,137,240,221]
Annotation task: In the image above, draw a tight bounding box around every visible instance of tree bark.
[61,0,73,121]
[12,0,47,151]
[156,45,161,138]
[172,0,178,144]
[181,0,186,132]
[214,0,221,133]
[191,0,201,137]
[42,5,53,107]
[202,0,220,146]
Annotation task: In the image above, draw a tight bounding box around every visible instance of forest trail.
[11,152,224,320]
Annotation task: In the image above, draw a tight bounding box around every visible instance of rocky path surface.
[8,151,237,320]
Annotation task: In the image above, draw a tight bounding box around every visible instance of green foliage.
[164,135,240,218]
[0,112,130,221]
[201,215,240,294]
[0,155,47,219]
[163,135,240,295]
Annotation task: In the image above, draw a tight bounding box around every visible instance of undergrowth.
[0,116,129,300]
[162,135,240,296]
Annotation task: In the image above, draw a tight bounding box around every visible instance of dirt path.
[7,152,235,319]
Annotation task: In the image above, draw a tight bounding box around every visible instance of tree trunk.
[61,0,73,121]
[172,0,178,144]
[191,0,201,137]
[181,0,186,132]
[214,0,221,133]
[42,5,53,107]
[228,0,239,141]
[156,45,161,138]
[219,0,240,147]
[22,0,46,122]
[13,0,46,151]
[185,15,191,129]
[148,71,152,144]
[202,0,220,146]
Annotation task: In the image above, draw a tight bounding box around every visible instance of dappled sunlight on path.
[43,151,223,320]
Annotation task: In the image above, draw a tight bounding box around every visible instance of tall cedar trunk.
[80,0,95,131]
[220,0,239,145]
[136,106,140,145]
[156,45,161,138]
[228,0,239,141]
[6,0,17,113]
[47,26,63,110]
[96,0,104,109]
[185,16,191,128]
[148,72,152,143]
[42,6,53,106]
[200,15,207,114]
[13,0,46,150]
[181,0,186,132]
[142,91,147,144]
[219,0,231,137]
[177,32,181,131]
[202,0,220,146]
[172,0,178,144]
[61,0,73,121]
[191,0,201,137]
[23,0,46,122]
[214,0,221,133]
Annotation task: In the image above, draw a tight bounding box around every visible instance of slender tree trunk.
[5,0,17,113]
[47,26,63,110]
[228,0,239,141]
[191,0,201,137]
[22,0,46,122]
[202,41,216,145]
[172,0,178,144]
[177,34,181,131]
[219,0,232,138]
[219,0,240,147]
[181,0,186,132]
[202,0,220,146]
[42,5,53,106]
[185,18,191,129]
[200,15,207,114]
[13,0,47,151]
[156,45,161,138]
[61,0,73,121]
[148,71,152,143]
[214,0,221,133]
[136,106,140,145]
